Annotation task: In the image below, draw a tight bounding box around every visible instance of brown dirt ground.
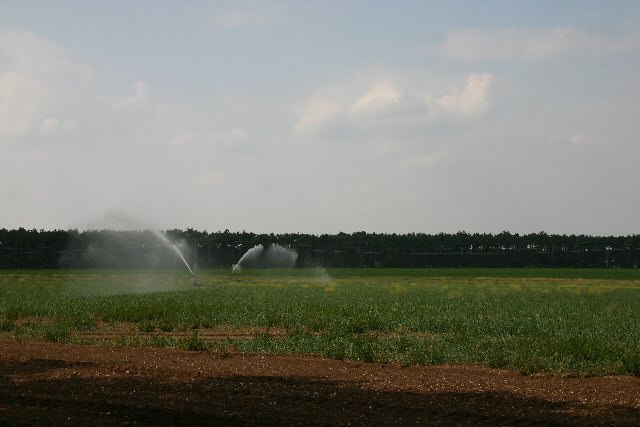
[1,341,639,426]
[6,320,441,343]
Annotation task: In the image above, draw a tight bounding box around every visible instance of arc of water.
[231,244,264,275]
[152,230,195,280]
[231,243,298,275]
[171,244,194,276]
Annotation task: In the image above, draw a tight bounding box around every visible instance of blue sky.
[1,1,639,234]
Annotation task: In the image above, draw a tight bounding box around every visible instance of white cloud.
[0,29,93,138]
[0,28,182,147]
[438,26,638,62]
[39,117,76,133]
[169,127,251,148]
[0,27,151,140]
[294,73,495,135]
[223,127,249,147]
[0,71,44,137]
[412,150,448,169]
[170,132,198,147]
[112,81,149,112]
[192,171,224,187]
[348,81,402,115]
[0,28,92,78]
[569,131,586,145]
[212,8,270,29]
[294,91,345,133]
[434,73,494,117]
[548,131,594,147]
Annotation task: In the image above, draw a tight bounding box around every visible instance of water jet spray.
[231,243,298,275]
[151,230,199,285]
[170,243,199,285]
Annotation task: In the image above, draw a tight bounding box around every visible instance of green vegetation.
[1,268,639,376]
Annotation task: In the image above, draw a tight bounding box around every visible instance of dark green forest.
[1,228,639,269]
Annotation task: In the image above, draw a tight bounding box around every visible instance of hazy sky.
[1,1,639,234]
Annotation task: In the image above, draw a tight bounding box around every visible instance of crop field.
[1,268,639,377]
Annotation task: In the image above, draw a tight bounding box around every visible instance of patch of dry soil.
[1,341,639,425]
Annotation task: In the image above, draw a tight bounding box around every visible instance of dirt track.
[1,341,639,426]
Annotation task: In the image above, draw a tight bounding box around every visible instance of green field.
[1,268,639,376]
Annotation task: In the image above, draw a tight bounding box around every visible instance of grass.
[0,268,639,376]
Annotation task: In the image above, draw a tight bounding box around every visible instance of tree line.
[1,228,639,269]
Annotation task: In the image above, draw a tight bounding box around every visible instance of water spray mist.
[152,230,198,285]
[231,243,298,276]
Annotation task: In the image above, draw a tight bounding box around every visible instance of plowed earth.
[1,341,639,426]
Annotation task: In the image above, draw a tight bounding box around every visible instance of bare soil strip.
[1,341,639,426]
[86,322,289,341]
[5,319,442,342]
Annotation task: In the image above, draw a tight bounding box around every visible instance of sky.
[0,1,639,235]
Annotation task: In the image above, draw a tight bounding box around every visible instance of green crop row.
[0,268,639,376]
